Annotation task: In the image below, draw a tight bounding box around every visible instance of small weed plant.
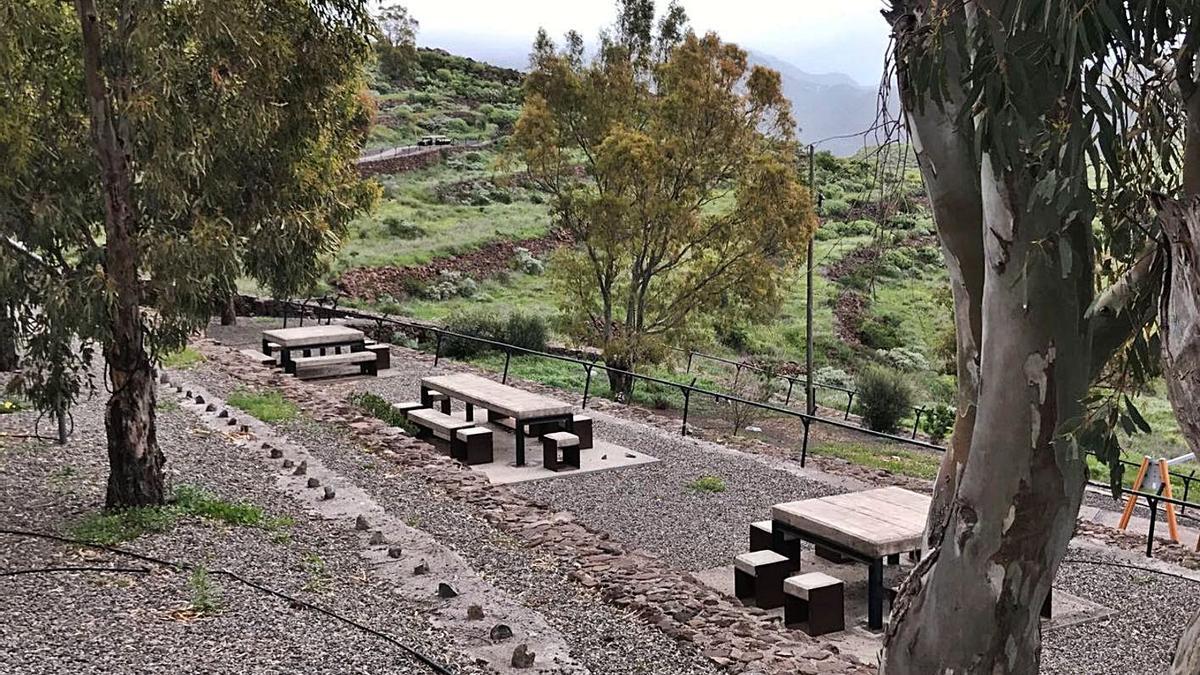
[687,475,727,494]
[855,366,914,434]
[161,347,204,369]
[71,484,290,545]
[188,566,223,615]
[226,388,298,422]
[348,391,419,435]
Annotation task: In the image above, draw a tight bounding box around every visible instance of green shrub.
[876,347,930,372]
[858,313,904,350]
[855,366,914,433]
[348,391,418,434]
[815,366,854,390]
[441,309,547,357]
[714,319,751,352]
[922,403,955,443]
[383,216,426,240]
[504,312,548,353]
[443,309,506,358]
[822,198,851,218]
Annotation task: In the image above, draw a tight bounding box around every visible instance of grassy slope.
[334,51,1198,487]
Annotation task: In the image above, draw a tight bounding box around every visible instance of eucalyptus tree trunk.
[892,4,985,552]
[1174,608,1200,675]
[220,294,237,326]
[0,314,17,371]
[77,0,165,507]
[1160,197,1200,459]
[882,3,1096,671]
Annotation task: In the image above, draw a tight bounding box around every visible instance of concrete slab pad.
[694,545,1113,665]
[421,410,658,484]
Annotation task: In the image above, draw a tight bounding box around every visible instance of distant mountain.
[747,51,888,157]
[416,36,887,157]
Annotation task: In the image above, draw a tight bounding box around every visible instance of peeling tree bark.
[1159,197,1200,459]
[1174,607,1200,675]
[77,0,165,507]
[893,8,985,554]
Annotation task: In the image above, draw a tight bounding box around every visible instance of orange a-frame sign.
[1117,456,1180,543]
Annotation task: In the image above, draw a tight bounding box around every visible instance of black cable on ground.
[1061,557,1200,585]
[0,528,455,675]
[1,565,150,577]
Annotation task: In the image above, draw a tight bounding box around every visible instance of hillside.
[321,47,1196,485]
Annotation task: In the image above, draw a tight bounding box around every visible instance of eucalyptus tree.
[879,1,1199,672]
[0,0,376,507]
[511,0,815,398]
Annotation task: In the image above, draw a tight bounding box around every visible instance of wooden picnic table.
[771,486,929,630]
[420,373,575,466]
[262,325,366,374]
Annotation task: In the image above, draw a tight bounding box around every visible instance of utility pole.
[805,144,817,416]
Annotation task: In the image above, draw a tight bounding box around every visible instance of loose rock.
[292,461,307,476]
[306,477,320,488]
[194,395,205,404]
[511,644,535,668]
[282,459,295,469]
[368,531,384,546]
[270,448,283,459]
[387,546,403,559]
[489,624,513,641]
[466,604,484,620]
[413,561,429,576]
[436,583,458,598]
[322,486,336,500]
[355,514,369,531]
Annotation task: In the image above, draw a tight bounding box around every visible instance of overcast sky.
[398,0,893,87]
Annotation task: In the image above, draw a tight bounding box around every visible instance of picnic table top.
[421,373,574,421]
[262,325,364,347]
[771,486,930,558]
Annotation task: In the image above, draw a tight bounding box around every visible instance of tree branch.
[1087,245,1162,379]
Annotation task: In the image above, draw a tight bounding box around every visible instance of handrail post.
[800,419,811,467]
[582,364,593,409]
[1181,471,1195,516]
[733,364,742,387]
[686,351,694,374]
[1146,485,1164,557]
[784,377,795,406]
[502,347,512,384]
[680,378,696,436]
[844,391,855,420]
[912,406,925,439]
[434,332,444,367]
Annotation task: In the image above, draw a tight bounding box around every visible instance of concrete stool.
[426,391,450,414]
[367,343,391,370]
[570,415,593,449]
[750,520,803,570]
[391,401,424,418]
[784,572,844,635]
[733,550,791,609]
[542,432,580,471]
[452,427,493,465]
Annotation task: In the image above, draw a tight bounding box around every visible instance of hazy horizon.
[397,0,893,88]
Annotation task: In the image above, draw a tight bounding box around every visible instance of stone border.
[196,339,875,675]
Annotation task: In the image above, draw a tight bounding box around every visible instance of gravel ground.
[179,361,722,675]
[1042,542,1200,674]
[0,377,486,675]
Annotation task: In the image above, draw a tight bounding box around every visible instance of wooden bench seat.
[392,401,424,418]
[292,351,376,378]
[408,408,474,441]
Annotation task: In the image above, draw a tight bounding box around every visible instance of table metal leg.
[515,425,526,466]
[420,386,430,408]
[466,403,474,422]
[261,338,271,356]
[440,398,451,415]
[282,349,294,374]
[868,558,884,630]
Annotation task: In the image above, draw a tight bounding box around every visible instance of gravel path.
[178,362,722,675]
[0,377,486,675]
[1042,542,1200,674]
